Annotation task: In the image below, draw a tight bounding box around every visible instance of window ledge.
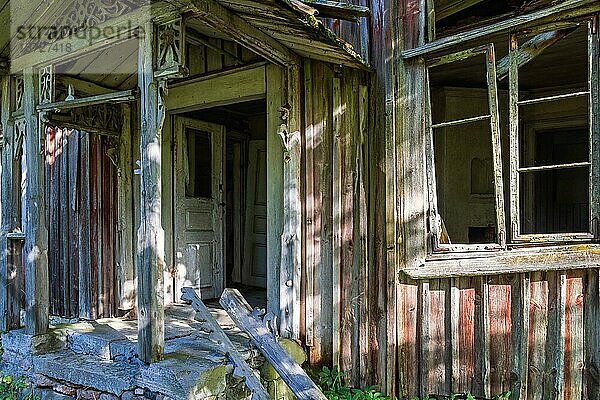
[403,244,600,279]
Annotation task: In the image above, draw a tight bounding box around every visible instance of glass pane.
[185,128,212,198]
[434,119,497,244]
[520,168,589,234]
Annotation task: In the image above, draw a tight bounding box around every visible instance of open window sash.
[509,19,599,243]
[425,44,506,252]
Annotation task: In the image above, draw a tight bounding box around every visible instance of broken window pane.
[512,23,592,237]
[427,46,504,248]
[185,128,212,198]
[433,121,497,244]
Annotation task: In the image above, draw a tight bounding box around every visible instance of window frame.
[508,19,600,243]
[425,43,507,253]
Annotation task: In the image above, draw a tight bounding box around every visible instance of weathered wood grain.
[527,272,549,400]
[220,288,327,400]
[181,287,270,400]
[90,134,100,319]
[564,271,584,400]
[0,75,13,332]
[137,21,165,363]
[401,0,600,58]
[488,276,512,395]
[68,129,79,318]
[583,268,600,400]
[265,64,284,321]
[23,68,49,335]
[78,132,92,319]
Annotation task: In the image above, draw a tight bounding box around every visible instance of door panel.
[243,140,267,288]
[175,117,224,300]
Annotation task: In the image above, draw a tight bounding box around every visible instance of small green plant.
[411,392,511,400]
[317,366,390,400]
[0,374,39,400]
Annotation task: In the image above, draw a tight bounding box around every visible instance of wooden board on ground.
[220,288,328,400]
[180,287,270,400]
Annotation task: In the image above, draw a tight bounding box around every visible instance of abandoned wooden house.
[0,0,599,399]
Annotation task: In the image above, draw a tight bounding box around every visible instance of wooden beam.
[187,0,299,66]
[302,0,370,22]
[220,288,328,400]
[496,28,576,80]
[37,90,138,112]
[435,0,485,21]
[181,288,271,400]
[401,0,599,58]
[403,246,600,279]
[23,68,49,335]
[55,76,115,97]
[137,21,165,363]
[165,63,266,112]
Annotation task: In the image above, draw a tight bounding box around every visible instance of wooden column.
[117,104,135,311]
[137,21,165,363]
[0,75,12,331]
[266,64,284,320]
[279,63,302,340]
[22,68,49,335]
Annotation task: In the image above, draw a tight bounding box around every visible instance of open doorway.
[173,99,267,309]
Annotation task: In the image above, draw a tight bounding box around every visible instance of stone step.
[33,351,139,396]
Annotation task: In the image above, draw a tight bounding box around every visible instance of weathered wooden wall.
[45,127,117,319]
[398,270,599,399]
[303,59,385,387]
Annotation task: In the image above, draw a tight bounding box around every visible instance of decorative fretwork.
[14,76,24,112]
[71,103,123,135]
[16,0,146,56]
[39,65,54,105]
[13,118,26,161]
[155,18,187,78]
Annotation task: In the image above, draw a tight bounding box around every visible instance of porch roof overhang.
[0,0,368,74]
[182,0,368,69]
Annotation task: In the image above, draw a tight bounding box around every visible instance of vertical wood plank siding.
[396,271,599,399]
[45,128,117,319]
[303,60,376,384]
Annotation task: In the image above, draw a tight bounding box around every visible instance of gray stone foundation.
[0,306,304,400]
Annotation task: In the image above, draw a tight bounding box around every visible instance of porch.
[0,302,261,399]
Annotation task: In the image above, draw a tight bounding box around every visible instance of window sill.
[403,243,600,279]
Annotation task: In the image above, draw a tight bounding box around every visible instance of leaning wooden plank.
[220,288,328,400]
[496,28,576,80]
[180,287,270,400]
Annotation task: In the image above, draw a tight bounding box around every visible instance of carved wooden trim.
[16,0,145,56]
[13,118,26,161]
[14,76,24,112]
[155,17,188,78]
[39,65,54,105]
[71,103,123,134]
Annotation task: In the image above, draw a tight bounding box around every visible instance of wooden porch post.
[22,68,49,335]
[276,63,303,341]
[0,75,12,332]
[137,21,165,363]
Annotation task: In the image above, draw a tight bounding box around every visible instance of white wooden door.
[242,140,267,288]
[174,117,225,300]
